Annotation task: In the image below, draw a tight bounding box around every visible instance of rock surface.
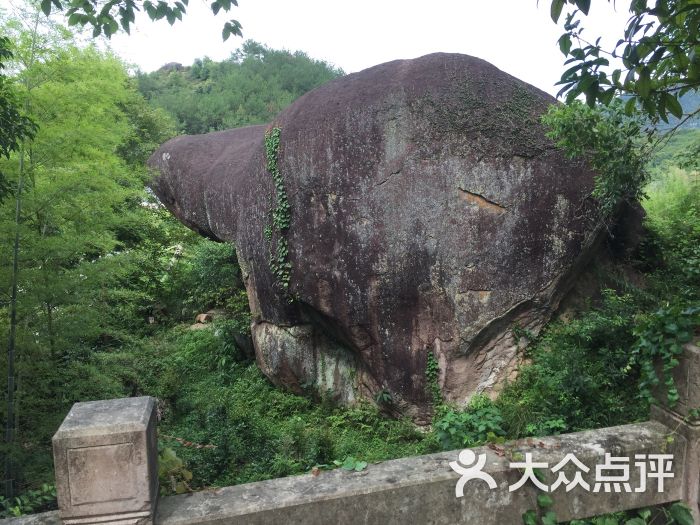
[149,53,603,421]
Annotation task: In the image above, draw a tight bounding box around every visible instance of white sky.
[106,0,631,97]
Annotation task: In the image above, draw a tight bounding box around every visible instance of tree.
[137,40,343,135]
[0,13,180,493]
[547,0,700,126]
[0,36,36,202]
[542,100,650,218]
[38,0,242,40]
[1,9,47,497]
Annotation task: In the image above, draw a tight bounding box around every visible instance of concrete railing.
[4,341,699,525]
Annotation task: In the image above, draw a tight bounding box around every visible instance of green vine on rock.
[264,127,292,292]
[426,351,443,407]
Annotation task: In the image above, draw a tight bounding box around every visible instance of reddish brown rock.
[149,53,604,421]
[195,313,213,324]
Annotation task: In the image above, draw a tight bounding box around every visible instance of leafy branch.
[541,100,650,218]
[546,0,700,125]
[39,0,243,40]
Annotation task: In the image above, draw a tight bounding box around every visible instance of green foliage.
[0,484,56,518]
[629,166,700,404]
[333,456,368,472]
[548,0,700,126]
[39,0,242,41]
[164,239,248,321]
[374,389,393,406]
[137,41,343,135]
[537,494,554,509]
[632,304,700,406]
[0,29,179,484]
[522,491,557,525]
[158,447,193,495]
[542,100,650,217]
[0,16,223,491]
[567,503,695,525]
[435,395,506,449]
[668,503,696,525]
[115,86,178,166]
[497,290,649,439]
[264,127,292,292]
[425,351,442,406]
[524,418,568,437]
[128,326,436,488]
[647,129,700,173]
[0,35,36,201]
[642,167,700,294]
[265,128,289,233]
[523,510,538,525]
[631,168,700,414]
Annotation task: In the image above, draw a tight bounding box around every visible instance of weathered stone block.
[52,397,158,525]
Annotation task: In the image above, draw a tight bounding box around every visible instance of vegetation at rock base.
[144,327,434,491]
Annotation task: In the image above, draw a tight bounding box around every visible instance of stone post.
[651,340,700,522]
[52,397,158,525]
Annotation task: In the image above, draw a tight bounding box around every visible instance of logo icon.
[449,449,497,497]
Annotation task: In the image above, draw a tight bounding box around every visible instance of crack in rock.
[458,187,507,214]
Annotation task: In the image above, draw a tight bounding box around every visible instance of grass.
[119,324,437,490]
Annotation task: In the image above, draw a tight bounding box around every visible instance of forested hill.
[136,40,344,135]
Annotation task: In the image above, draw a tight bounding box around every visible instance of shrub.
[496,290,649,440]
[642,168,700,298]
[435,395,506,449]
[0,485,56,518]
[542,101,649,218]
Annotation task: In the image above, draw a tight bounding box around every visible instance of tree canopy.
[38,0,242,40]
[0,36,36,202]
[137,40,343,135]
[547,0,700,126]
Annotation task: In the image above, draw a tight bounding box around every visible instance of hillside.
[137,40,344,135]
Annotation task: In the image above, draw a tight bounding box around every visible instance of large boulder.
[149,53,604,421]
